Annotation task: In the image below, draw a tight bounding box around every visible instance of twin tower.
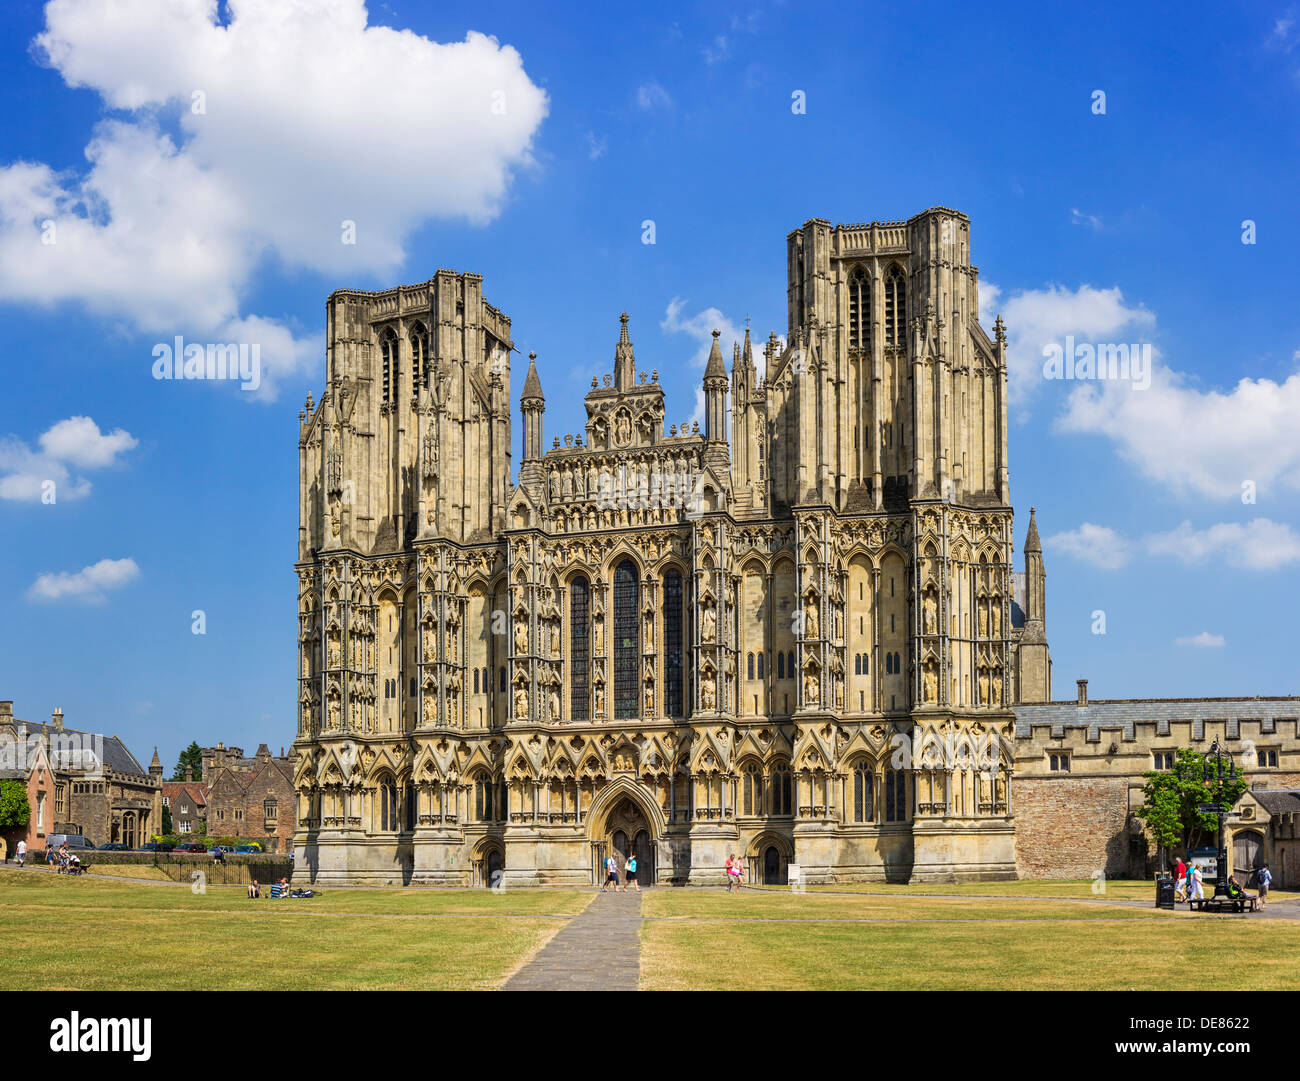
[292,208,1051,887]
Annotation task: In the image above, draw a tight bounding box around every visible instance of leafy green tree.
[161,804,173,835]
[171,741,204,782]
[1135,747,1248,867]
[0,780,31,830]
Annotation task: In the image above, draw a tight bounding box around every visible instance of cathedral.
[291,207,1055,886]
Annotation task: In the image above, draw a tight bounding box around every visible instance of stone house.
[161,781,209,836]
[203,744,297,852]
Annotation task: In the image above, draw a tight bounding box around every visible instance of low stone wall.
[34,850,294,884]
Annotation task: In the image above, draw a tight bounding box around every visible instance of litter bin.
[1155,874,1176,909]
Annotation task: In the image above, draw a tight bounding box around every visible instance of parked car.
[98,843,130,851]
[138,842,173,852]
[172,843,208,853]
[45,834,95,851]
[234,844,263,855]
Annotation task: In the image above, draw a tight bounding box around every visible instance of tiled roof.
[1014,697,1300,738]
[23,720,150,778]
[1251,789,1300,816]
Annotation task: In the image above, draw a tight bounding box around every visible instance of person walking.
[15,839,26,868]
[46,845,56,871]
[58,843,69,875]
[623,852,639,892]
[1189,863,1205,902]
[1257,863,1272,907]
[724,854,735,892]
[601,853,619,893]
[734,853,745,890]
[1172,855,1187,901]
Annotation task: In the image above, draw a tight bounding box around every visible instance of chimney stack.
[1076,679,1088,707]
[52,707,63,731]
[0,701,12,720]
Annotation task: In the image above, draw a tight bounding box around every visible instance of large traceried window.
[379,782,398,831]
[848,265,870,349]
[884,770,908,822]
[743,762,764,816]
[663,569,684,717]
[884,266,906,349]
[613,560,639,719]
[570,576,590,720]
[771,762,792,816]
[852,762,874,823]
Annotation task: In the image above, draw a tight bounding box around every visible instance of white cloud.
[1145,518,1300,571]
[28,557,140,603]
[1044,523,1133,569]
[586,132,608,160]
[1175,631,1226,648]
[0,0,548,400]
[704,36,730,64]
[0,416,135,502]
[978,282,1154,405]
[636,82,672,110]
[1058,360,1300,501]
[1070,208,1102,230]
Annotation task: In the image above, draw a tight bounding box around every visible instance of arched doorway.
[1233,829,1264,886]
[763,845,780,885]
[589,787,659,886]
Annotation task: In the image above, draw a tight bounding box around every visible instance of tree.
[0,780,31,830]
[1134,747,1248,867]
[161,804,173,835]
[171,741,204,782]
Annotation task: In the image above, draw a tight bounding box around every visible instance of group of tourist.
[1172,855,1271,906]
[601,853,640,892]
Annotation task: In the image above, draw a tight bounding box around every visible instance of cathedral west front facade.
[290,208,1055,886]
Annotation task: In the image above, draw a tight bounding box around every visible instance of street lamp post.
[1202,739,1237,900]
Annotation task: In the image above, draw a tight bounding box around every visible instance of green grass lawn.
[745,878,1296,902]
[0,873,587,990]
[640,890,1300,990]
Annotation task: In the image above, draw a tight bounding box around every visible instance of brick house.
[161,781,209,836]
[0,711,53,859]
[203,744,296,853]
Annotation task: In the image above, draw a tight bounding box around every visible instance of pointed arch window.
[381,329,398,403]
[771,762,792,816]
[570,576,590,721]
[663,569,684,717]
[853,761,875,823]
[743,763,764,816]
[613,560,639,719]
[848,266,870,350]
[409,323,430,394]
[884,266,906,348]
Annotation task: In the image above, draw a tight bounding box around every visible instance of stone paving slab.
[504,889,643,991]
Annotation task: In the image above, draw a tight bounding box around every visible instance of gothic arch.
[584,774,667,841]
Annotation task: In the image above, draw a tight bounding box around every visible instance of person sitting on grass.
[248,879,260,899]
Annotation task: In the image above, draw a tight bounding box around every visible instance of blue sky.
[1,0,1298,770]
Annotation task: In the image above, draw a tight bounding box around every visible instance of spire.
[150,746,161,768]
[521,351,544,403]
[1025,506,1041,553]
[742,324,753,367]
[704,328,727,381]
[614,313,636,390]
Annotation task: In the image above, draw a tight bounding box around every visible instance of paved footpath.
[504,888,643,991]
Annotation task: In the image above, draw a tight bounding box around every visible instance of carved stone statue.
[644,682,654,715]
[923,592,937,635]
[702,604,717,643]
[514,686,528,719]
[804,671,819,705]
[593,684,604,714]
[978,669,991,704]
[923,666,938,703]
[593,614,604,654]
[700,672,716,710]
[514,620,528,655]
[978,606,989,637]
[549,685,560,721]
[805,600,819,639]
